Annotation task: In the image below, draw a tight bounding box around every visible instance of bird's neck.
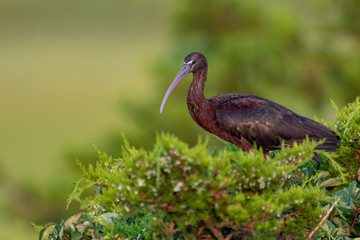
[187,68,209,122]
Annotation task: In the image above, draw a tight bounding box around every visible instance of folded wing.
[212,94,340,152]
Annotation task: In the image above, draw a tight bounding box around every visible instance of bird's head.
[183,52,207,72]
[160,52,207,113]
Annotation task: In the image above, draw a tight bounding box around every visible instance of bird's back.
[209,93,340,152]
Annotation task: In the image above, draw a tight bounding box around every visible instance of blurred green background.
[0,0,359,239]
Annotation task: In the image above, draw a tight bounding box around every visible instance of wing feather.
[211,94,339,151]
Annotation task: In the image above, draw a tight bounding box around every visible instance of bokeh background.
[1,0,359,239]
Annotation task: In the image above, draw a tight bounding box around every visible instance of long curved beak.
[160,64,192,113]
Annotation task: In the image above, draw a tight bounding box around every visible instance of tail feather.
[312,152,322,165]
[314,135,340,152]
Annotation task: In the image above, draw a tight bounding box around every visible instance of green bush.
[37,97,360,239]
[333,97,360,181]
[76,134,326,239]
[43,137,328,239]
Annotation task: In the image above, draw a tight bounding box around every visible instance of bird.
[160,52,340,162]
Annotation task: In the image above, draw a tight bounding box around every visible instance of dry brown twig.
[306,197,341,240]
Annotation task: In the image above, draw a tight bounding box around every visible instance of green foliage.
[36,211,153,240]
[69,134,325,239]
[333,97,360,181]
[38,213,104,240]
[107,211,153,240]
[320,181,360,239]
[38,97,360,239]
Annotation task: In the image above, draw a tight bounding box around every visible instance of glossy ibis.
[160,52,339,161]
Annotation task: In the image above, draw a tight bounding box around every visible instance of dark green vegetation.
[333,97,360,182]
[38,98,360,239]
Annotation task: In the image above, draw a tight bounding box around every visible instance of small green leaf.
[319,177,343,188]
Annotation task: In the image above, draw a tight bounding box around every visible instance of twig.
[306,197,341,240]
[63,229,70,240]
[204,220,224,240]
[350,208,360,233]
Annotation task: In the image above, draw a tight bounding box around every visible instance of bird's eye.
[185,60,196,65]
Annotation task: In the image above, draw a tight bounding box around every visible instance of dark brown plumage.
[160,52,340,161]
